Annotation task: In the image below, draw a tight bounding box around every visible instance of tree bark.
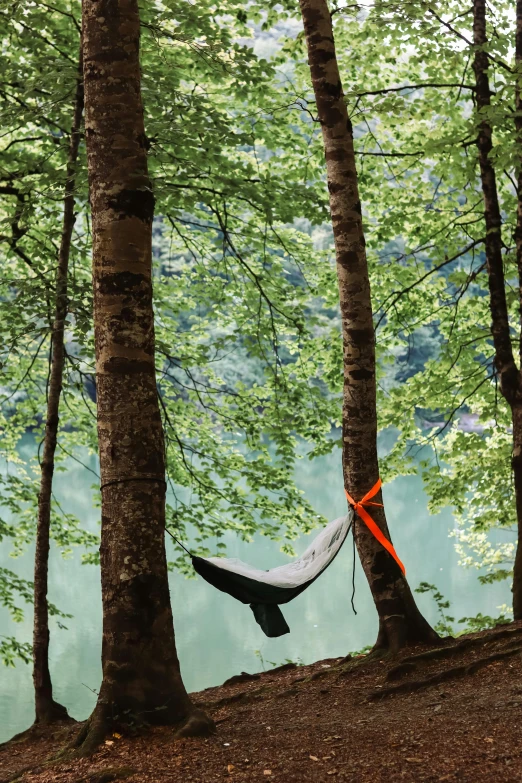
[512,0,522,619]
[32,52,84,726]
[73,0,214,754]
[515,0,522,362]
[298,0,439,652]
[512,403,522,617]
[473,0,522,618]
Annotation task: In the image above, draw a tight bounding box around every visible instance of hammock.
[191,510,354,638]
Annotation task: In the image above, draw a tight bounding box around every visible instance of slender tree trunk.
[473,0,522,618]
[515,0,522,352]
[32,52,84,726]
[512,404,522,617]
[72,0,213,754]
[298,0,439,652]
[513,0,522,619]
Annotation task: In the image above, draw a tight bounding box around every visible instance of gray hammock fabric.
[192,510,354,637]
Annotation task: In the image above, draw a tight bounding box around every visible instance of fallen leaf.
[227,764,235,774]
[263,771,272,776]
[484,738,494,743]
[434,705,441,712]
[104,740,114,747]
[113,733,122,739]
[327,770,338,776]
[309,756,319,762]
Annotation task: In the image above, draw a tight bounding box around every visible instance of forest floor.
[3,622,522,783]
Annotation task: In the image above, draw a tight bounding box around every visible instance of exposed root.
[174,708,216,739]
[385,661,418,682]
[338,648,389,677]
[62,709,114,759]
[75,766,136,783]
[222,672,261,687]
[369,646,522,701]
[35,700,73,726]
[388,625,522,673]
[266,662,298,675]
[200,684,269,710]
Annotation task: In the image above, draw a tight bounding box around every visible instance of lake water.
[0,434,512,742]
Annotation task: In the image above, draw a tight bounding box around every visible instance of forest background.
[1,0,518,742]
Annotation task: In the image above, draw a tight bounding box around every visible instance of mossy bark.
[298,0,439,651]
[75,0,214,753]
[33,52,84,726]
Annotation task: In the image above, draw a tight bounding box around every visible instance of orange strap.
[345,478,406,575]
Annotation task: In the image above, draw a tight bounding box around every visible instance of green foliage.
[3,0,520,666]
[254,649,303,671]
[0,0,341,661]
[271,0,522,591]
[0,637,32,667]
[415,582,456,637]
[415,582,512,637]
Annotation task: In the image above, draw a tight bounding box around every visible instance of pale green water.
[0,435,511,742]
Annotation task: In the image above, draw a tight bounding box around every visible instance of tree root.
[74,766,136,783]
[200,684,269,710]
[174,708,216,739]
[222,672,261,687]
[338,648,389,677]
[62,711,110,759]
[400,625,522,665]
[4,713,75,747]
[368,646,522,700]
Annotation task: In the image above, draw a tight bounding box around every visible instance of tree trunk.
[512,404,522,618]
[473,0,522,618]
[32,52,84,726]
[73,0,214,754]
[298,0,439,652]
[513,0,522,620]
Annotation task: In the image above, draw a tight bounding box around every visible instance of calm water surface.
[0,435,511,741]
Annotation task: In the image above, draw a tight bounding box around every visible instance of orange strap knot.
[345,478,406,575]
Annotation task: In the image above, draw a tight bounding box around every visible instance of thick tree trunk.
[32,53,84,726]
[298,0,439,652]
[473,0,522,618]
[73,0,213,754]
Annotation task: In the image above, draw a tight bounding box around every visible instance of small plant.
[415,582,455,636]
[254,649,303,671]
[457,612,510,632]
[347,644,372,657]
[415,582,512,637]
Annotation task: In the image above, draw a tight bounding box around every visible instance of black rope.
[165,527,193,557]
[351,523,357,615]
[100,476,167,491]
[346,508,358,615]
[97,474,193,557]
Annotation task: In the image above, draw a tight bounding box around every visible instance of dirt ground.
[3,622,522,783]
